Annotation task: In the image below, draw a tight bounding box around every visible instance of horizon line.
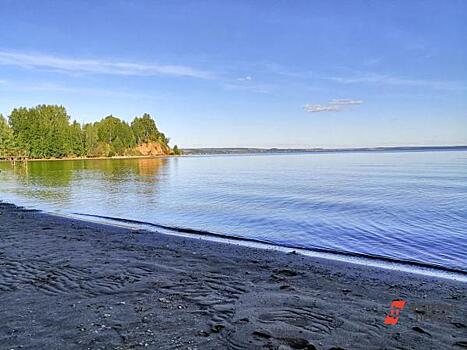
[181,145,467,149]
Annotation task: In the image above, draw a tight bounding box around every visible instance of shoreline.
[0,202,466,349]
[181,145,467,156]
[2,199,464,280]
[2,145,466,162]
[71,211,466,280]
[0,154,179,163]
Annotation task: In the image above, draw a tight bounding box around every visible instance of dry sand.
[0,202,465,349]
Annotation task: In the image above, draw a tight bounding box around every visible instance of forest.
[0,105,181,159]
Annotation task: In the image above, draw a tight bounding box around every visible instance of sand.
[0,202,465,349]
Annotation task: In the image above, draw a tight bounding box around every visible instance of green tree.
[68,121,86,157]
[159,132,169,146]
[9,105,71,158]
[83,123,99,156]
[4,105,172,159]
[95,115,135,156]
[0,114,15,157]
[131,113,162,144]
[172,145,182,155]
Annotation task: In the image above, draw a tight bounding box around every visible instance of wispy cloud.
[329,99,363,106]
[224,75,273,93]
[223,82,272,93]
[259,63,314,79]
[0,50,215,79]
[327,72,466,91]
[304,104,341,113]
[0,81,165,101]
[304,98,364,113]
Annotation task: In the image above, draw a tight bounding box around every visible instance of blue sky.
[0,0,466,148]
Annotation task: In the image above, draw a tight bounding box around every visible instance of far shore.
[0,201,465,349]
[2,144,466,163]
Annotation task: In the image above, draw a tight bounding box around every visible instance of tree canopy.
[131,113,160,144]
[172,145,182,155]
[0,114,15,157]
[1,105,177,159]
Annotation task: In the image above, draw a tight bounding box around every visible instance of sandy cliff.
[135,142,171,156]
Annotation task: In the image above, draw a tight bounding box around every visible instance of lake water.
[1,150,466,274]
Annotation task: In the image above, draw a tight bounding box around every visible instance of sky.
[0,0,466,148]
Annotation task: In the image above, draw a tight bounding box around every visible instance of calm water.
[1,151,466,272]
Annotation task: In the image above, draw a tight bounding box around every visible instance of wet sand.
[0,202,465,349]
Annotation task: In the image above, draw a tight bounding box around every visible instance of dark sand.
[0,203,465,350]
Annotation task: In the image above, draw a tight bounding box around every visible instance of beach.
[0,202,465,349]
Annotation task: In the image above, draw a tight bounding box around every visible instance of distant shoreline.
[1,145,465,161]
[182,145,467,155]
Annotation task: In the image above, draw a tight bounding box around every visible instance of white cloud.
[237,75,252,81]
[329,99,363,106]
[304,98,363,113]
[327,72,466,91]
[0,50,215,79]
[304,104,341,113]
[223,82,272,93]
[1,80,165,101]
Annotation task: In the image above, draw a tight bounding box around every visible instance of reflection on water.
[0,158,169,204]
[1,152,466,272]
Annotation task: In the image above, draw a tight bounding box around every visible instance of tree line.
[0,105,182,159]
